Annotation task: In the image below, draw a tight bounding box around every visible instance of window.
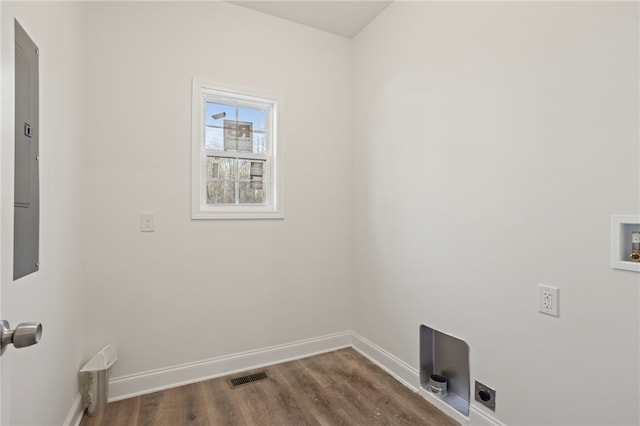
[191,80,282,219]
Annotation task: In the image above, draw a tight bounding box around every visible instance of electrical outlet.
[538,284,559,317]
[474,381,496,411]
[140,213,155,232]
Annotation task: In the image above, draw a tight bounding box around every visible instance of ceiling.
[228,1,393,38]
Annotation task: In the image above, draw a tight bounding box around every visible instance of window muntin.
[192,81,281,219]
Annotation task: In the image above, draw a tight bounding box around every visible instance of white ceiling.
[228,1,392,38]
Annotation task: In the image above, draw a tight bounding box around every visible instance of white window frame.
[191,79,283,219]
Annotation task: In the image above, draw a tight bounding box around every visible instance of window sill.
[192,208,284,220]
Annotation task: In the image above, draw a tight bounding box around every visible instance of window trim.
[191,79,283,219]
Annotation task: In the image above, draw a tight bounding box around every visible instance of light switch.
[140,213,154,232]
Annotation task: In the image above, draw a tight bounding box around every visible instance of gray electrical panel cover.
[14,21,39,280]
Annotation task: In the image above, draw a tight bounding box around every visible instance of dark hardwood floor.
[80,348,458,426]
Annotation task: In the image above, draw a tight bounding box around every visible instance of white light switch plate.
[140,213,155,232]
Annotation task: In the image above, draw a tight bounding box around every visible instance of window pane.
[239,182,265,204]
[252,132,266,154]
[238,159,250,180]
[224,120,252,152]
[238,159,265,182]
[207,157,236,180]
[207,180,236,204]
[205,102,235,127]
[238,107,266,132]
[205,127,223,150]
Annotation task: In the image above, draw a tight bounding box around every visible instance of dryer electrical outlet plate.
[474,381,496,411]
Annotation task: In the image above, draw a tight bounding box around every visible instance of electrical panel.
[14,21,39,280]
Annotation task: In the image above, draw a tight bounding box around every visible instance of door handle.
[0,320,42,356]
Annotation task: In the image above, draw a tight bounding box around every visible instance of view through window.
[192,81,281,219]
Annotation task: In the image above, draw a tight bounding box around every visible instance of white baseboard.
[62,393,84,426]
[90,330,502,426]
[350,331,504,426]
[350,332,420,391]
[108,331,351,402]
[468,404,507,426]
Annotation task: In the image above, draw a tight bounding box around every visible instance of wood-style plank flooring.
[81,348,458,426]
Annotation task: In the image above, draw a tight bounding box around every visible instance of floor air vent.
[229,371,268,387]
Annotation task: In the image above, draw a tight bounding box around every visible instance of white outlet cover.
[538,285,559,317]
[140,213,155,232]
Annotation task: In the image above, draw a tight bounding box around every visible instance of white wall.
[1,2,638,424]
[1,2,87,424]
[353,2,639,425]
[83,2,353,378]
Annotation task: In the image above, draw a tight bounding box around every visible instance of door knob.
[0,320,42,356]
